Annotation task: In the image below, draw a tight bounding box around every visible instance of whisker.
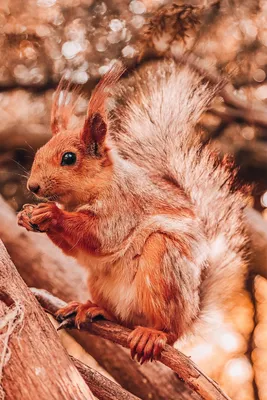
[15,147,34,154]
[0,170,29,179]
[10,159,29,175]
[24,141,35,154]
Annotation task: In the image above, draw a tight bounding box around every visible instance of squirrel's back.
[110,60,249,334]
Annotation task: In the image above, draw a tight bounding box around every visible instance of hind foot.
[128,326,169,364]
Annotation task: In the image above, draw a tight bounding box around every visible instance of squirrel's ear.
[81,62,125,155]
[81,112,107,156]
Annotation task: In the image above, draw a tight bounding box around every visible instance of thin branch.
[208,105,267,128]
[0,81,57,93]
[33,288,231,400]
[71,356,140,400]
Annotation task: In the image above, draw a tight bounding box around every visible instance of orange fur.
[18,60,249,363]
[135,233,179,332]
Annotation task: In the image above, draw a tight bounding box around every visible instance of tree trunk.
[0,240,94,400]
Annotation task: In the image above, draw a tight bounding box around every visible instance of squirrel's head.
[27,64,124,208]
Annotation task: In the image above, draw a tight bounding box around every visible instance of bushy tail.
[111,59,249,336]
[111,60,218,166]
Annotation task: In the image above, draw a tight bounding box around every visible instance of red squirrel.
[18,60,249,363]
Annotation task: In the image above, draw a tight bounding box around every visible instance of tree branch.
[210,105,267,128]
[71,356,141,400]
[33,288,231,400]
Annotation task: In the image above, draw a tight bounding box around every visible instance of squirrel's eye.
[61,152,76,166]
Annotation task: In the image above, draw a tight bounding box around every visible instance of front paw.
[18,204,38,232]
[30,202,62,232]
[55,300,115,328]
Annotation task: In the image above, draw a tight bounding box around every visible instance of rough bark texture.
[72,356,141,400]
[0,195,198,400]
[0,240,93,400]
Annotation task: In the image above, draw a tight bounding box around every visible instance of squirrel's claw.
[128,326,168,364]
[55,301,80,322]
[22,203,36,211]
[57,318,74,331]
[17,209,36,232]
[18,203,50,232]
[55,300,115,330]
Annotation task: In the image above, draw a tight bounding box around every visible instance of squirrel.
[18,60,249,363]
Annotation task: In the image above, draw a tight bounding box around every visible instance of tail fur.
[110,59,249,337]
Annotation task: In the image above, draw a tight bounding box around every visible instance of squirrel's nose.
[28,183,40,194]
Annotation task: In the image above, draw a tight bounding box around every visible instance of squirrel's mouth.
[31,186,69,203]
[46,192,71,204]
[46,195,61,201]
[33,192,62,202]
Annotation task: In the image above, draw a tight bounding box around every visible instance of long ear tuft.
[51,76,81,136]
[81,62,125,152]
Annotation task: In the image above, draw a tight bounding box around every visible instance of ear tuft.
[51,76,81,136]
[81,62,125,152]
[87,62,126,117]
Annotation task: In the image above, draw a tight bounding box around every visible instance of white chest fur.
[76,247,145,325]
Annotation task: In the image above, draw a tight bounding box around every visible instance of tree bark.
[0,195,199,400]
[0,240,93,400]
[72,356,141,400]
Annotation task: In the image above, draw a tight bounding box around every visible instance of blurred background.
[1,1,267,399]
